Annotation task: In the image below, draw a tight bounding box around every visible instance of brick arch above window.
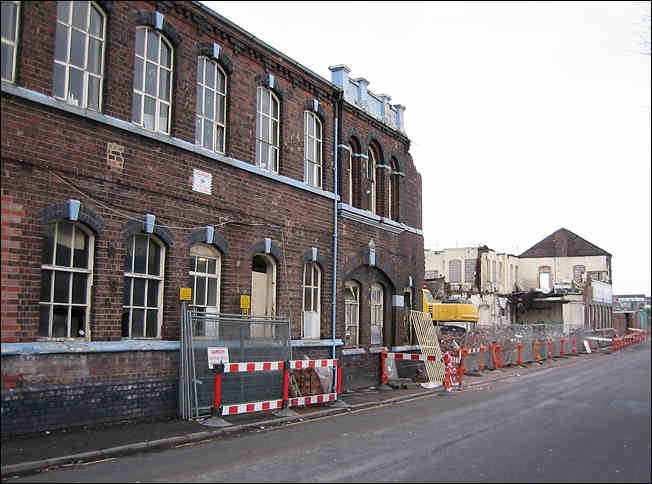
[96,1,115,13]
[123,217,173,247]
[249,238,284,263]
[387,151,405,174]
[187,227,228,255]
[254,73,285,101]
[367,138,385,164]
[300,248,328,272]
[196,42,233,74]
[39,201,104,235]
[302,99,329,126]
[133,11,181,47]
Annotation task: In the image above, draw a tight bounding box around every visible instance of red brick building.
[1,1,424,435]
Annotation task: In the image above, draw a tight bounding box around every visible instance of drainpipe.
[331,93,341,360]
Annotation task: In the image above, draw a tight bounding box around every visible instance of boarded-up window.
[464,259,475,284]
[449,260,462,283]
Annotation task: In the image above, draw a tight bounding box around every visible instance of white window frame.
[53,1,106,110]
[370,283,384,345]
[348,151,353,206]
[132,26,173,134]
[256,86,280,173]
[189,244,221,312]
[539,267,551,292]
[1,1,21,83]
[304,111,322,187]
[344,281,360,346]
[39,220,94,339]
[367,148,377,214]
[123,233,165,338]
[301,262,321,337]
[196,57,227,154]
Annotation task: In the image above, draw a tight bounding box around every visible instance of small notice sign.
[193,168,212,195]
[208,347,229,369]
[584,341,591,353]
[179,288,192,301]
[240,295,251,309]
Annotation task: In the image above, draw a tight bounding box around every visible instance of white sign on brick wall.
[193,168,212,195]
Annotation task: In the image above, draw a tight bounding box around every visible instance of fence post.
[516,344,523,365]
[381,350,388,385]
[336,360,342,395]
[282,361,290,407]
[460,348,468,376]
[213,363,224,415]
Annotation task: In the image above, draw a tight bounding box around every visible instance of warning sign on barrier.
[208,347,229,369]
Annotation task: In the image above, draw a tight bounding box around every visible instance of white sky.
[203,1,651,296]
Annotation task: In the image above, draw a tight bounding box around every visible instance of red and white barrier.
[381,350,465,388]
[223,361,285,373]
[212,358,342,417]
[288,393,338,407]
[222,399,285,416]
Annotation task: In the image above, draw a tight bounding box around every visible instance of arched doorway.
[251,254,276,317]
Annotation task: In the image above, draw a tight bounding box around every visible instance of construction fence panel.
[180,311,291,418]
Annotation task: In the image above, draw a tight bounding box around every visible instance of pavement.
[1,348,617,479]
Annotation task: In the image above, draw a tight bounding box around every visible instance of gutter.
[331,91,343,360]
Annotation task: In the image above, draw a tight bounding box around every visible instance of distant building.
[424,246,518,326]
[516,228,613,331]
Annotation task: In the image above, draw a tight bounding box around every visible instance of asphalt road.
[11,344,651,483]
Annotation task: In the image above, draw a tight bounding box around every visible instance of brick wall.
[1,350,179,436]
[1,0,424,433]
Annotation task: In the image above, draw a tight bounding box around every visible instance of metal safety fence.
[392,315,650,388]
[211,358,343,416]
[179,308,291,419]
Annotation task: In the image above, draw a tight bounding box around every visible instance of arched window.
[302,262,321,338]
[122,233,165,338]
[389,157,400,221]
[196,57,227,153]
[39,220,94,338]
[370,283,384,345]
[53,1,106,110]
[344,281,360,346]
[189,244,221,314]
[349,137,361,208]
[304,111,322,187]
[2,1,20,83]
[367,147,377,214]
[132,26,173,134]
[256,86,280,172]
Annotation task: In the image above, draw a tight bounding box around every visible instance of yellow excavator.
[422,287,479,333]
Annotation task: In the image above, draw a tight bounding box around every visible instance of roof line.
[193,2,338,92]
